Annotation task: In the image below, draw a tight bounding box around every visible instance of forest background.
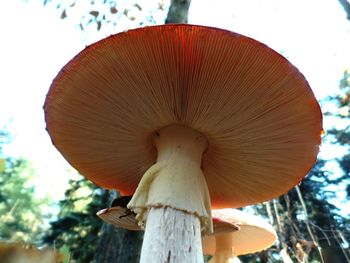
[0,0,350,262]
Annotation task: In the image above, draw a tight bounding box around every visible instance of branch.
[334,230,350,263]
[165,0,191,24]
[338,0,350,21]
[295,186,326,263]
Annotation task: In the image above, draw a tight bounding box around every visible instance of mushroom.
[202,209,277,263]
[44,24,322,262]
[96,206,276,263]
[97,206,140,231]
[97,195,139,231]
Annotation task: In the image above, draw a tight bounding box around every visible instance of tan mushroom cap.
[97,207,141,231]
[44,24,322,209]
[202,209,277,256]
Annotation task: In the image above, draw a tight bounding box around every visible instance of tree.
[326,69,350,203]
[238,159,349,263]
[43,176,144,263]
[93,190,143,263]
[43,177,105,262]
[0,129,49,245]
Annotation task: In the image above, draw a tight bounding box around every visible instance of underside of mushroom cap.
[45,24,323,209]
[202,209,277,256]
[97,207,141,231]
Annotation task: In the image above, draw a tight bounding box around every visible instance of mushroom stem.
[140,207,203,262]
[208,234,240,263]
[208,256,241,263]
[128,124,212,263]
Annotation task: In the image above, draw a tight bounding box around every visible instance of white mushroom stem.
[140,207,203,262]
[128,125,212,263]
[208,234,241,263]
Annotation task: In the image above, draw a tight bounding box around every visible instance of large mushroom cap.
[44,24,322,208]
[202,209,277,256]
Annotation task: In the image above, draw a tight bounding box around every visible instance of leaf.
[60,9,67,19]
[89,11,99,18]
[58,245,71,263]
[110,6,118,14]
[134,3,142,11]
[0,159,5,173]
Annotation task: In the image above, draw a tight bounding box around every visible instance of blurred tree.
[0,129,49,245]
[93,191,143,263]
[327,69,350,201]
[43,176,144,263]
[238,158,350,263]
[43,177,106,262]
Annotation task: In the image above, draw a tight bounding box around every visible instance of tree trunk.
[322,245,349,263]
[166,0,192,24]
[93,190,143,263]
[93,223,143,263]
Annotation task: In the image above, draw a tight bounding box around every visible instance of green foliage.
[0,158,5,173]
[43,177,106,263]
[0,129,49,244]
[43,178,145,263]
[58,244,71,263]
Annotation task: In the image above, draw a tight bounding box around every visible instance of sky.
[0,0,350,212]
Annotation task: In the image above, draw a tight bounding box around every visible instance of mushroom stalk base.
[208,255,241,263]
[140,207,204,263]
[208,234,239,263]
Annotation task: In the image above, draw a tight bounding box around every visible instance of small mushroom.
[97,195,140,231]
[96,206,275,262]
[44,25,322,262]
[97,206,140,231]
[202,209,277,263]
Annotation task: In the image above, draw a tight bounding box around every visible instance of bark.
[93,190,143,263]
[322,245,349,263]
[338,0,350,21]
[93,223,143,263]
[165,0,192,24]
